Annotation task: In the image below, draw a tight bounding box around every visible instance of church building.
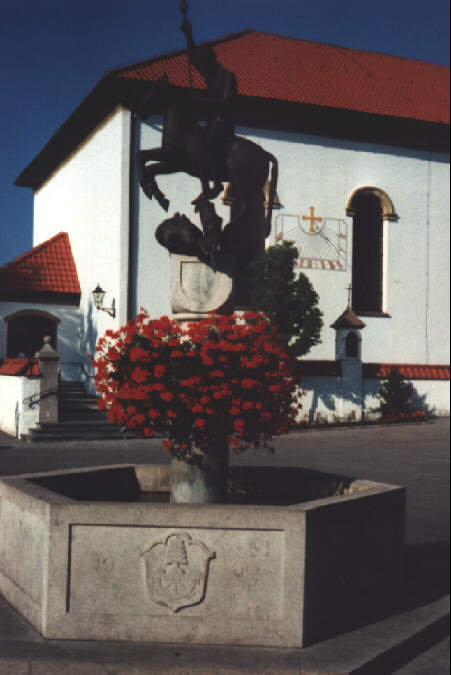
[1,30,449,432]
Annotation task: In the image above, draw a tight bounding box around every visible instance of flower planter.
[0,464,405,648]
[170,443,229,503]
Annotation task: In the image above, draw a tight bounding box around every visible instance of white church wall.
[299,374,449,424]
[425,157,450,364]
[135,117,449,367]
[0,374,40,438]
[0,301,82,381]
[299,376,358,423]
[363,378,450,418]
[32,107,132,383]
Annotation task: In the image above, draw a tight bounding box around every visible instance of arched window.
[346,187,397,315]
[352,192,383,313]
[5,310,59,358]
[345,331,359,358]
[346,187,398,314]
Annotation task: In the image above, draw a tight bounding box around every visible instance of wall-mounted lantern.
[92,284,115,318]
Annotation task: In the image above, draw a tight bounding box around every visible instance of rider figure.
[180,16,238,197]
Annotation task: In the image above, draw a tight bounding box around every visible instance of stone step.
[59,403,100,412]
[38,420,119,430]
[59,414,107,422]
[25,425,133,441]
[27,380,136,441]
[59,392,98,400]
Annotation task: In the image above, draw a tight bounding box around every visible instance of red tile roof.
[363,363,450,380]
[116,30,449,125]
[0,232,80,300]
[0,358,39,376]
[297,361,449,380]
[330,306,366,329]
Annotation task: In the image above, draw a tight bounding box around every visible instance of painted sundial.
[274,206,347,271]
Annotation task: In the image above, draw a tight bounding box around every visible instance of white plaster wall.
[363,378,450,417]
[135,117,450,366]
[300,375,449,422]
[32,107,131,383]
[0,375,40,438]
[0,301,82,381]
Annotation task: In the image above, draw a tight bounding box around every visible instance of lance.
[180,0,193,88]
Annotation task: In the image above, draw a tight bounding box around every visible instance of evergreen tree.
[248,241,323,357]
[377,368,414,416]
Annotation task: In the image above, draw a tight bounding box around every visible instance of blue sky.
[0,0,449,266]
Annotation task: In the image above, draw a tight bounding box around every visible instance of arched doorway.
[5,310,59,357]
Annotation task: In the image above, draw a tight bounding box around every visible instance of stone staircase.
[26,381,132,442]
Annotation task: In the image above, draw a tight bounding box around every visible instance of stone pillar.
[330,307,366,420]
[36,336,60,424]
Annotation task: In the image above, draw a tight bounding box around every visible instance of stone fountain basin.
[0,464,405,648]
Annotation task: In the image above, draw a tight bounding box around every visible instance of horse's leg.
[142,161,179,212]
[137,148,167,187]
[193,180,224,205]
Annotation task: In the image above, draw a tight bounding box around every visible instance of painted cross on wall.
[274,207,347,271]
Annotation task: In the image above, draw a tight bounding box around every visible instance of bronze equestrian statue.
[136,5,278,273]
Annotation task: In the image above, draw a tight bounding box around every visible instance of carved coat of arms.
[140,532,215,612]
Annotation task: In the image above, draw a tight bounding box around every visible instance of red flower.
[129,346,149,362]
[94,308,298,454]
[241,378,258,389]
[233,418,245,432]
[133,413,145,425]
[131,367,147,384]
[107,348,121,362]
[160,391,174,402]
[97,397,107,410]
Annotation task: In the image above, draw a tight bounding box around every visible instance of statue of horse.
[135,75,278,240]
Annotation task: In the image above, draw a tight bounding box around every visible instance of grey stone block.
[0,464,405,648]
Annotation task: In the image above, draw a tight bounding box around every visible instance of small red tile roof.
[0,358,39,376]
[0,232,80,300]
[331,306,366,329]
[363,363,450,380]
[116,30,449,125]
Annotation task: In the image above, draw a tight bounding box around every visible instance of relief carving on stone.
[140,532,215,612]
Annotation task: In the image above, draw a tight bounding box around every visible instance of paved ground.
[0,418,449,673]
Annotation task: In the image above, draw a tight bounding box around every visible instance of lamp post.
[92,284,115,318]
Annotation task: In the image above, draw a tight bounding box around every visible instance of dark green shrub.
[248,241,323,358]
[377,369,414,417]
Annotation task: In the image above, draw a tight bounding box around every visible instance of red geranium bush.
[93,310,300,461]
